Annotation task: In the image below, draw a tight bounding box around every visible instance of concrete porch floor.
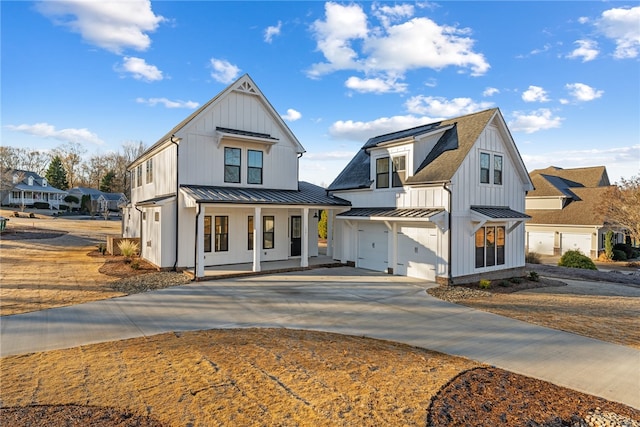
[184,255,344,280]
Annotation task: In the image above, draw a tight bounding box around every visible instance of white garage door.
[528,232,554,255]
[396,226,437,281]
[561,233,592,256]
[357,223,388,272]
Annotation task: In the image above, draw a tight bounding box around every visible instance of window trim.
[224,147,241,184]
[146,158,153,184]
[494,155,503,186]
[475,225,506,268]
[215,216,229,252]
[263,215,275,249]
[247,149,263,185]
[248,216,254,250]
[376,156,390,189]
[480,152,490,184]
[392,156,406,188]
[204,215,212,253]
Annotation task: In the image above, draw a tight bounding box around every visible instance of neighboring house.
[1,170,67,209]
[122,74,350,277]
[327,108,533,284]
[525,166,623,258]
[67,187,128,213]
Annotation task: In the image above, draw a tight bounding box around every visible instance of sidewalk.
[1,266,638,409]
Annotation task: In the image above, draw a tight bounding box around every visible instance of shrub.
[479,279,491,289]
[604,230,614,261]
[510,277,523,284]
[613,243,633,260]
[498,280,511,287]
[525,251,541,264]
[130,260,140,270]
[33,202,50,209]
[612,249,627,261]
[117,239,139,260]
[64,195,79,204]
[558,250,597,270]
[528,271,539,282]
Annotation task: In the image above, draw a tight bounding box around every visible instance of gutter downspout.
[443,182,453,284]
[170,135,179,271]
[192,202,201,281]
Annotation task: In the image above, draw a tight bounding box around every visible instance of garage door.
[396,226,437,281]
[357,223,388,272]
[561,233,592,256]
[528,232,554,255]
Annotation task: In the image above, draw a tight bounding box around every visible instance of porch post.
[326,210,334,257]
[301,207,309,267]
[253,206,261,272]
[196,207,205,278]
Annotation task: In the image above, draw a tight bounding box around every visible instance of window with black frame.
[247,150,263,184]
[224,147,241,183]
[263,216,274,249]
[376,157,389,188]
[215,216,229,252]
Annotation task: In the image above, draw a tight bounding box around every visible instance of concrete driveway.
[1,266,638,409]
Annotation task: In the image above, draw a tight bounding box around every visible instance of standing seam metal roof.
[336,207,444,218]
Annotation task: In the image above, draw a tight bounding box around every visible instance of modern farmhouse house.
[525,166,624,258]
[122,75,350,278]
[327,108,533,284]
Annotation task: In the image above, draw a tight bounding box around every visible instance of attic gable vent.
[235,81,257,95]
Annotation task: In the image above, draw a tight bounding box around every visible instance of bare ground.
[1,213,639,425]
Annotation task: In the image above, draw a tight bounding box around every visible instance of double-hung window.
[376,157,390,188]
[224,148,241,183]
[480,152,503,186]
[475,226,506,268]
[204,216,212,253]
[136,165,142,187]
[247,150,263,184]
[480,153,490,184]
[392,156,406,187]
[215,216,229,252]
[146,158,153,184]
[494,155,503,185]
[263,216,274,249]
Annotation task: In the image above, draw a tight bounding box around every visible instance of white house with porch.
[327,109,534,284]
[2,170,67,209]
[122,75,350,278]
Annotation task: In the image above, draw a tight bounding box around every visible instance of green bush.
[612,249,627,261]
[479,279,491,289]
[604,230,614,260]
[613,243,633,260]
[558,250,597,270]
[498,280,511,287]
[33,202,50,209]
[525,251,541,264]
[527,271,539,282]
[510,277,523,284]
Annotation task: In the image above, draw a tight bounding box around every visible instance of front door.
[291,216,302,256]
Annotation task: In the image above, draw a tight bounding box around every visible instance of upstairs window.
[42,179,48,187]
[376,157,389,188]
[224,147,241,183]
[494,155,503,185]
[480,153,490,184]
[28,176,34,186]
[146,158,153,184]
[136,166,142,187]
[247,150,263,184]
[392,156,406,187]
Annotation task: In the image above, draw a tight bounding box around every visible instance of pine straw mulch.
[2,329,639,427]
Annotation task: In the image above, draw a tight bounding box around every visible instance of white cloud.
[345,76,407,93]
[264,21,282,43]
[308,2,489,85]
[136,97,199,109]
[405,96,493,117]
[118,57,163,81]
[565,83,604,102]
[522,85,550,103]
[209,58,241,84]
[567,39,599,62]
[595,6,640,59]
[281,108,302,122]
[329,115,440,142]
[6,122,103,145]
[483,87,499,97]
[35,0,164,54]
[508,109,563,134]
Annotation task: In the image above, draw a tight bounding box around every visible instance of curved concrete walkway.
[1,267,638,409]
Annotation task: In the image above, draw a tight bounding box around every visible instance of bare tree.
[52,142,86,189]
[601,176,640,244]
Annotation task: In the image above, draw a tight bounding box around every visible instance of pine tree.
[100,170,116,193]
[45,155,69,190]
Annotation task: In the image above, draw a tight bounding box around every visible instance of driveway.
[1,266,638,409]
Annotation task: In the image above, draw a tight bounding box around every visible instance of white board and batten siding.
[449,123,527,278]
[177,89,300,190]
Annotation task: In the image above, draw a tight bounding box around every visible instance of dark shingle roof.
[328,108,500,191]
[180,181,350,207]
[528,166,610,195]
[527,186,614,226]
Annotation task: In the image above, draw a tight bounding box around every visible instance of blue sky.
[2,1,639,186]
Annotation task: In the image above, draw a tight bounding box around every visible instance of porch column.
[253,206,261,272]
[196,207,205,278]
[301,207,309,267]
[326,210,334,257]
